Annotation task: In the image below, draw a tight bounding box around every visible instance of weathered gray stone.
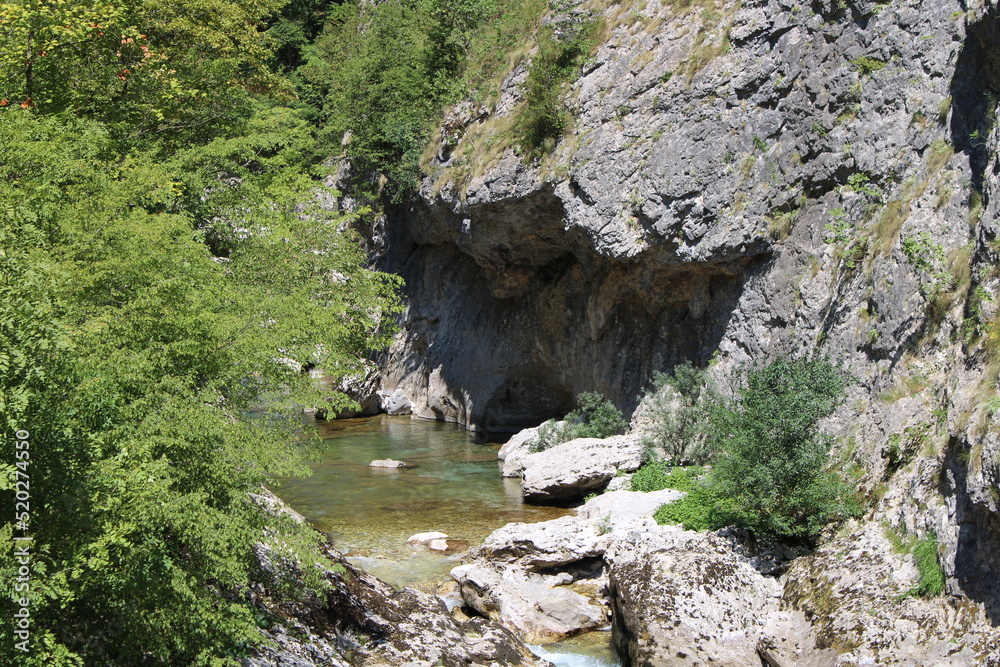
[497,425,544,478]
[778,522,1000,666]
[520,435,644,501]
[379,387,412,415]
[576,489,684,521]
[606,529,784,667]
[450,562,607,644]
[248,521,550,667]
[368,459,407,468]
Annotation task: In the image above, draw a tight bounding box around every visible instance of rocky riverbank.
[319,0,1000,662]
[443,430,1000,666]
[244,488,553,667]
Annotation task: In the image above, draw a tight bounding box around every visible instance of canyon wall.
[360,0,1000,638]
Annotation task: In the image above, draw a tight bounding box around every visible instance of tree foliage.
[645,357,860,541]
[708,356,858,539]
[296,0,559,199]
[0,0,288,145]
[0,1,403,662]
[638,363,719,465]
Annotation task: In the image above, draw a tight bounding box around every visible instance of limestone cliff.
[357,0,1000,659]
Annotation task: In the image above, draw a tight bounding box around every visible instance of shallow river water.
[274,414,620,667]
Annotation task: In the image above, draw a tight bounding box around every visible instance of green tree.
[0,0,287,145]
[296,0,520,200]
[708,356,857,539]
[567,391,627,439]
[639,363,719,465]
[0,106,401,666]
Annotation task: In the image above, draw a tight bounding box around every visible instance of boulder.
[497,425,545,478]
[379,387,413,415]
[407,531,450,545]
[328,362,382,418]
[368,459,407,468]
[606,528,783,667]
[520,435,644,502]
[471,515,611,570]
[450,562,607,644]
[576,488,684,521]
[452,491,688,644]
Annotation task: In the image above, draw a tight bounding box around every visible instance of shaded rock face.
[363,0,1000,632]
[377,189,760,434]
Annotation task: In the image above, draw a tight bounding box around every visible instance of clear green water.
[273,414,620,667]
[273,415,569,586]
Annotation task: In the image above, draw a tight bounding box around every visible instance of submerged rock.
[407,531,450,545]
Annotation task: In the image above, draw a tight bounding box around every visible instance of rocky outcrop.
[607,529,786,667]
[450,562,608,643]
[520,435,644,501]
[451,490,681,643]
[497,424,544,478]
[248,545,553,667]
[364,0,1000,650]
[246,492,551,667]
[778,522,1000,666]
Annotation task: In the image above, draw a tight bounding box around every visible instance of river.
[274,414,621,667]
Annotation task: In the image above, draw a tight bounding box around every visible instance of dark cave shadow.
[949,4,1000,200]
[378,199,771,441]
[939,436,1000,626]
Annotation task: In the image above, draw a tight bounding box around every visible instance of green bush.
[708,356,859,539]
[528,418,574,452]
[639,363,719,464]
[569,391,627,439]
[630,460,671,492]
[527,391,625,451]
[518,20,602,157]
[653,484,719,531]
[630,463,704,493]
